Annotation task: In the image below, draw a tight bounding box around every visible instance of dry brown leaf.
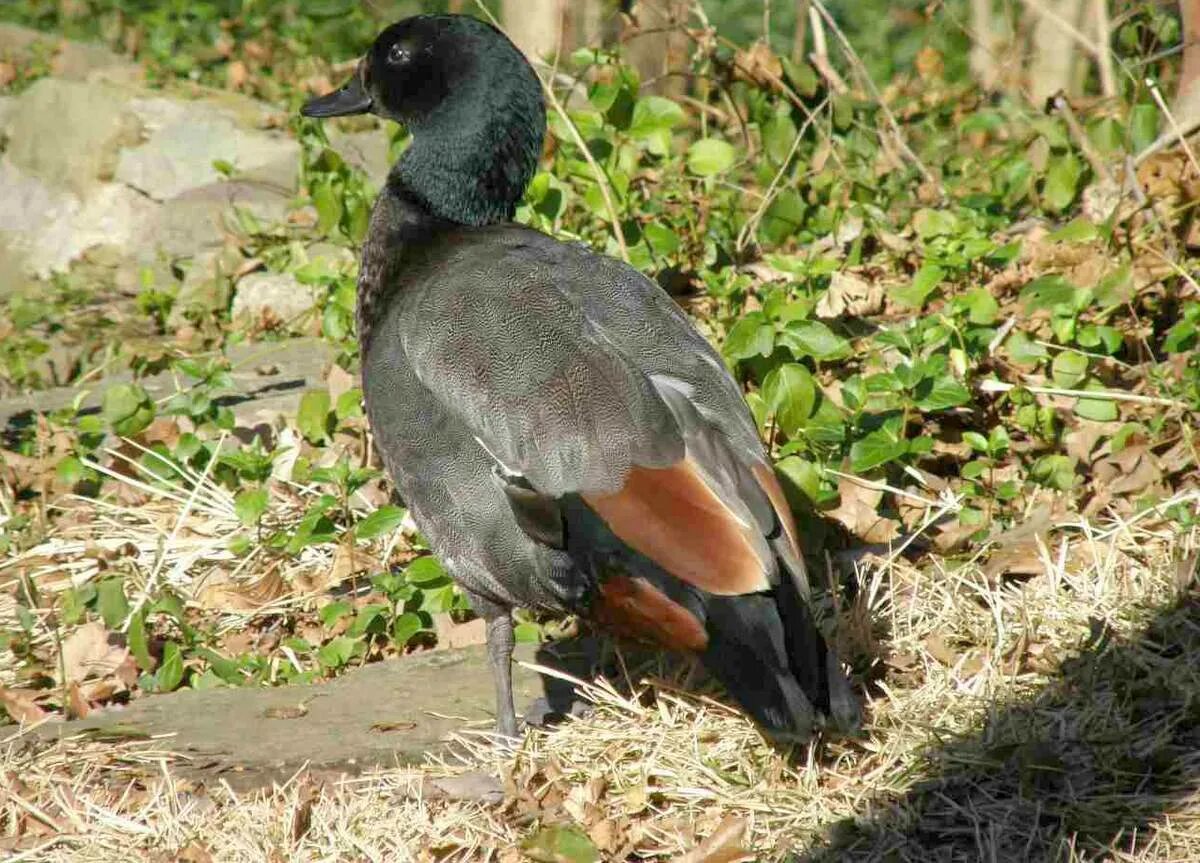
[424,772,504,804]
[60,622,130,684]
[227,59,248,90]
[326,363,357,403]
[66,682,91,719]
[0,62,16,88]
[816,271,883,319]
[825,475,900,544]
[198,566,288,611]
[433,615,487,650]
[672,815,753,863]
[733,40,782,89]
[0,686,47,724]
[914,46,943,80]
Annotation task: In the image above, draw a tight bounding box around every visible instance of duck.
[301,13,860,745]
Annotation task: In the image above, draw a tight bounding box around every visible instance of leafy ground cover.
[1,0,1199,859]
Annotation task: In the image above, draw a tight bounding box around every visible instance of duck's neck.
[388,76,544,227]
[357,185,448,352]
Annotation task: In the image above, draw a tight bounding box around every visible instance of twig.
[121,432,228,631]
[1091,0,1116,98]
[823,469,946,509]
[978,378,1186,409]
[735,96,829,253]
[809,0,941,195]
[1145,77,1200,179]
[1052,94,1113,183]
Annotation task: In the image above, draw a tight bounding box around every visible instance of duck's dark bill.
[301,76,372,118]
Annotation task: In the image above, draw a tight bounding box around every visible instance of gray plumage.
[303,14,861,744]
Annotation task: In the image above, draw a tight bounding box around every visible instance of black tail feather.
[700,574,860,745]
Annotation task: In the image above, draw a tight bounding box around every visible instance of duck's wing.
[398,227,795,598]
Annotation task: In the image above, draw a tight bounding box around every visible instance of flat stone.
[116,96,299,201]
[35,644,545,791]
[232,271,319,332]
[6,77,142,197]
[0,337,337,429]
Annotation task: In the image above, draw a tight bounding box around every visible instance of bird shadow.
[801,577,1200,861]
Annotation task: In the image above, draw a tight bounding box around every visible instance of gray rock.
[0,95,15,136]
[0,158,159,280]
[329,127,394,190]
[5,78,142,197]
[141,180,295,261]
[0,23,138,83]
[116,96,299,201]
[231,271,319,331]
[168,245,243,326]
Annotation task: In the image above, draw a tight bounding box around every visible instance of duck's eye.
[387,43,412,66]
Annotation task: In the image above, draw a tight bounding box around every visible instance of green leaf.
[312,176,343,236]
[893,263,944,309]
[156,642,184,692]
[521,825,600,863]
[723,313,775,360]
[758,190,807,244]
[761,363,816,436]
[319,600,354,628]
[776,456,822,503]
[915,375,971,411]
[850,428,908,472]
[1048,218,1099,243]
[778,320,850,360]
[1042,153,1083,213]
[297,390,332,444]
[1004,330,1048,366]
[1074,381,1119,421]
[97,578,129,629]
[962,431,989,453]
[406,556,450,587]
[763,113,798,164]
[128,611,155,671]
[959,287,999,325]
[912,209,958,239]
[356,505,407,541]
[1031,454,1077,491]
[234,488,268,527]
[392,612,423,647]
[1130,103,1159,154]
[102,383,154,437]
[686,138,736,176]
[1020,275,1084,313]
[316,636,357,670]
[629,96,684,154]
[348,603,389,638]
[1051,351,1088,388]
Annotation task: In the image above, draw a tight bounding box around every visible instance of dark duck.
[302,14,860,744]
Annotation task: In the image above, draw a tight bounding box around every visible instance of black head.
[302,15,546,226]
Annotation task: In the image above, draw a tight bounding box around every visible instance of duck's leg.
[470,593,519,738]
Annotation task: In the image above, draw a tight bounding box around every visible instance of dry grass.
[1,498,1197,861]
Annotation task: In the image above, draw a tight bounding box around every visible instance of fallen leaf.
[521,825,599,863]
[263,704,308,720]
[60,622,130,684]
[0,686,46,724]
[290,776,318,844]
[816,271,883,319]
[673,815,753,863]
[424,771,505,804]
[824,474,900,544]
[66,682,91,719]
[370,720,417,733]
[198,566,288,611]
[433,615,487,650]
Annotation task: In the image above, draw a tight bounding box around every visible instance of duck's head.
[302,14,545,226]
